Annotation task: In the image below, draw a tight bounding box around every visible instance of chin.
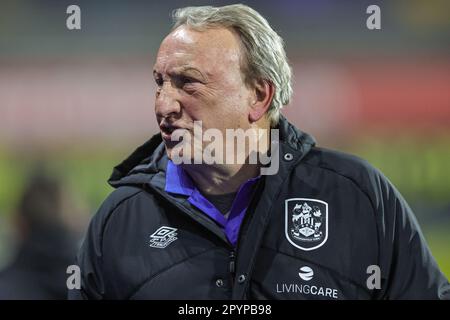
[165,144,192,165]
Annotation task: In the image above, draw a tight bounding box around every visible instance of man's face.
[153,25,254,160]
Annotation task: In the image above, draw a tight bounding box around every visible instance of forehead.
[154,25,243,75]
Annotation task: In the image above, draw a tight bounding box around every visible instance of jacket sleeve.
[67,186,143,300]
[368,170,450,299]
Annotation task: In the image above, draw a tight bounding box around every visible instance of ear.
[248,79,275,123]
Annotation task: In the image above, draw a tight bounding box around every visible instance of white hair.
[172,4,292,127]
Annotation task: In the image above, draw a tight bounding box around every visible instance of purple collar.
[165,160,260,247]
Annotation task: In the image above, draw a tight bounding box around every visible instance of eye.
[171,75,200,91]
[182,76,196,84]
[179,76,198,86]
[154,76,163,87]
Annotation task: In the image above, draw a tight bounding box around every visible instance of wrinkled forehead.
[154,25,243,75]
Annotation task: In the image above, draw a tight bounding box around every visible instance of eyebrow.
[153,66,208,81]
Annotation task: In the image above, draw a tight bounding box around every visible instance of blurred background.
[0,0,449,298]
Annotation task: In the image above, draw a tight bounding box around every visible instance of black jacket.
[69,116,450,300]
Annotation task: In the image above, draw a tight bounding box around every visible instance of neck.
[182,163,260,196]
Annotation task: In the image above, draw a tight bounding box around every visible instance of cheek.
[180,90,221,119]
[181,86,251,129]
[222,88,252,117]
[182,99,208,122]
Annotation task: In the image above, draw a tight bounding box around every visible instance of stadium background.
[0,0,449,285]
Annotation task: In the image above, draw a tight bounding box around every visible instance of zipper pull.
[229,251,236,274]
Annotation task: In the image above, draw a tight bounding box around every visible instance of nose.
[155,82,181,120]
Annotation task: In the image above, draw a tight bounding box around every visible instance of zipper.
[143,183,243,286]
[227,177,264,287]
[229,250,236,282]
[229,250,236,274]
[233,177,265,250]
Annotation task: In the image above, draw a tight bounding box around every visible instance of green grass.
[423,226,450,279]
[0,146,122,217]
[343,135,450,204]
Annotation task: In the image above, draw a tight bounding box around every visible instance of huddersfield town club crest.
[285,198,328,251]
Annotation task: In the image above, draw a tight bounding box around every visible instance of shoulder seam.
[100,187,145,250]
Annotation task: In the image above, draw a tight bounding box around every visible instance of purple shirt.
[165,160,260,247]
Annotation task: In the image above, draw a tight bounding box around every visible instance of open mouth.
[160,125,175,135]
[159,123,187,142]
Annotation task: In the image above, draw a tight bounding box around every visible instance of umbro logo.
[149,226,178,249]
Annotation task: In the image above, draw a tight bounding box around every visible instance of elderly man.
[70,4,449,300]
